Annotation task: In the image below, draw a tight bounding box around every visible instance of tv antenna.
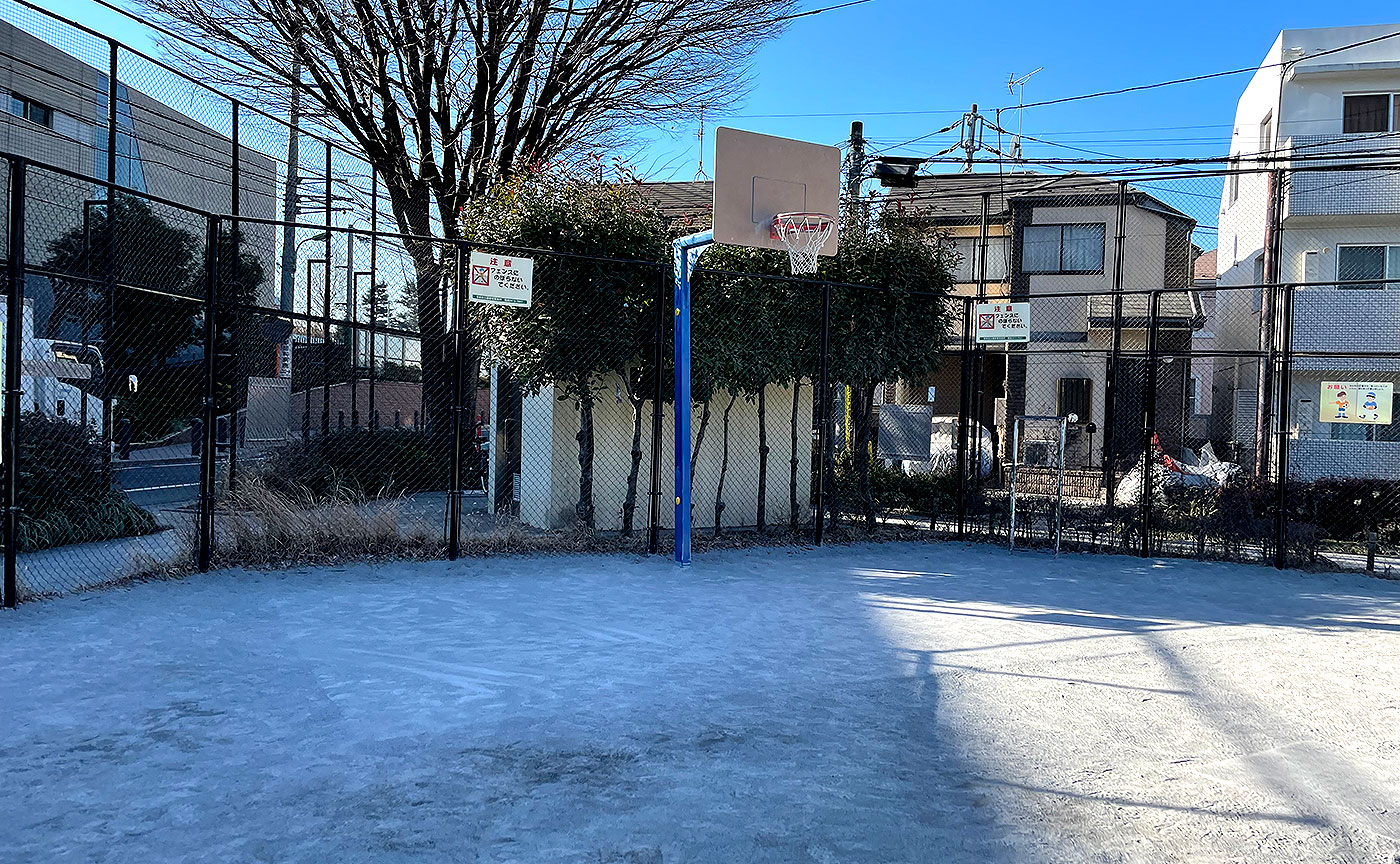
[1006,68,1043,168]
[694,106,710,181]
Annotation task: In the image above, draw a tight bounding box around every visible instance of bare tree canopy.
[144,0,799,239]
[144,0,798,436]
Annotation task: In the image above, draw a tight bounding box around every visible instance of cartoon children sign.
[1319,381,1394,425]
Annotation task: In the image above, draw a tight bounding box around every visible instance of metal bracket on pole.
[671,230,712,567]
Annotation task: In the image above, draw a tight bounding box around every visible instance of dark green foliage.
[832,456,958,523]
[821,215,957,529]
[43,197,269,440]
[462,172,668,528]
[16,412,158,550]
[258,429,449,501]
[1294,477,1400,544]
[379,361,423,383]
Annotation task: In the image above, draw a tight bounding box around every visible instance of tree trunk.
[713,393,737,536]
[689,398,712,495]
[576,388,596,529]
[824,381,840,528]
[756,387,768,532]
[852,381,878,530]
[408,243,452,440]
[789,380,802,532]
[621,392,646,537]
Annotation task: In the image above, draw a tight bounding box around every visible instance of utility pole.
[277,59,301,379]
[961,104,981,173]
[845,120,866,230]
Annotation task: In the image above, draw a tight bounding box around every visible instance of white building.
[1,297,103,431]
[1217,23,1400,480]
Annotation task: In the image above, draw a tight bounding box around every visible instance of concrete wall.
[502,371,814,532]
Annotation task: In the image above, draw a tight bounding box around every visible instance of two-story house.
[1217,23,1400,481]
[889,172,1201,476]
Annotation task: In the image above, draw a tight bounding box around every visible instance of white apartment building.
[1217,23,1400,480]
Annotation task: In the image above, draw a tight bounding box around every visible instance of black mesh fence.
[7,99,1400,603]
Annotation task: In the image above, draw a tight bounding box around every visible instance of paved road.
[112,457,204,510]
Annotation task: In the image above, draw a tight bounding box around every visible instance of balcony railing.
[1284,134,1400,218]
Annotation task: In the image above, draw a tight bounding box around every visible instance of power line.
[996,28,1400,112]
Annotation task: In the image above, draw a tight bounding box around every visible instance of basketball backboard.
[712,127,841,257]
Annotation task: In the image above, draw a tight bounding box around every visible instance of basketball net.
[771,212,834,274]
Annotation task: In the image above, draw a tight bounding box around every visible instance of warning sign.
[1320,381,1393,425]
[468,250,533,308]
[974,301,1030,344]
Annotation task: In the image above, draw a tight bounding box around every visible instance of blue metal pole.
[672,230,711,566]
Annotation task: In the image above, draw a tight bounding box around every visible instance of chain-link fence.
[3,0,1400,603]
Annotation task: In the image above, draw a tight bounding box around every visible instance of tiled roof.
[886,171,1193,224]
[1088,292,1200,325]
[1193,249,1217,281]
[636,181,713,225]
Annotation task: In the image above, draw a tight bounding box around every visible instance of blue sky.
[30,0,1400,248]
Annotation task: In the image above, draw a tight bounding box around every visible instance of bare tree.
[144,0,798,430]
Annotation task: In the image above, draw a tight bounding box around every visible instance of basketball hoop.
[770,212,834,274]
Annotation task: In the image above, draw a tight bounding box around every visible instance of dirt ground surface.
[2,542,1398,863]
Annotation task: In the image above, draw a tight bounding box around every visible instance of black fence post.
[647,263,667,554]
[3,158,26,608]
[368,174,378,432]
[1139,289,1161,558]
[320,142,332,442]
[1273,279,1294,569]
[1255,170,1285,478]
[955,296,972,539]
[198,216,221,572]
[102,39,118,465]
[813,279,833,545]
[227,100,241,495]
[447,245,466,560]
[1102,180,1127,512]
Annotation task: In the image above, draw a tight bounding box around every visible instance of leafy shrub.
[832,455,958,525]
[258,429,449,501]
[1293,477,1400,544]
[17,412,158,550]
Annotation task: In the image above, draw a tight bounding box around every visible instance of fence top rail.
[221,212,671,269]
[10,0,347,155]
[5,151,221,220]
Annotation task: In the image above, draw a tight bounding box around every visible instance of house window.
[1023,224,1105,274]
[1259,113,1273,154]
[6,92,54,128]
[1227,162,1240,206]
[950,236,1009,283]
[55,399,66,418]
[1337,244,1400,288]
[1188,375,1204,415]
[1343,93,1395,134]
[1056,378,1092,422]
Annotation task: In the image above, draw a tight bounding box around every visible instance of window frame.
[1336,243,1400,289]
[5,91,55,129]
[1056,377,1092,423]
[949,235,1011,283]
[1021,222,1106,275]
[1342,92,1395,135]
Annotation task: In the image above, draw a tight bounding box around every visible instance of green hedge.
[259,429,450,500]
[18,412,158,551]
[832,455,959,523]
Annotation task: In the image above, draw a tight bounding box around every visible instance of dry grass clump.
[212,478,443,568]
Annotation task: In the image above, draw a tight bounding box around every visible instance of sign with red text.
[469,251,534,308]
[974,301,1030,343]
[1320,381,1392,425]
